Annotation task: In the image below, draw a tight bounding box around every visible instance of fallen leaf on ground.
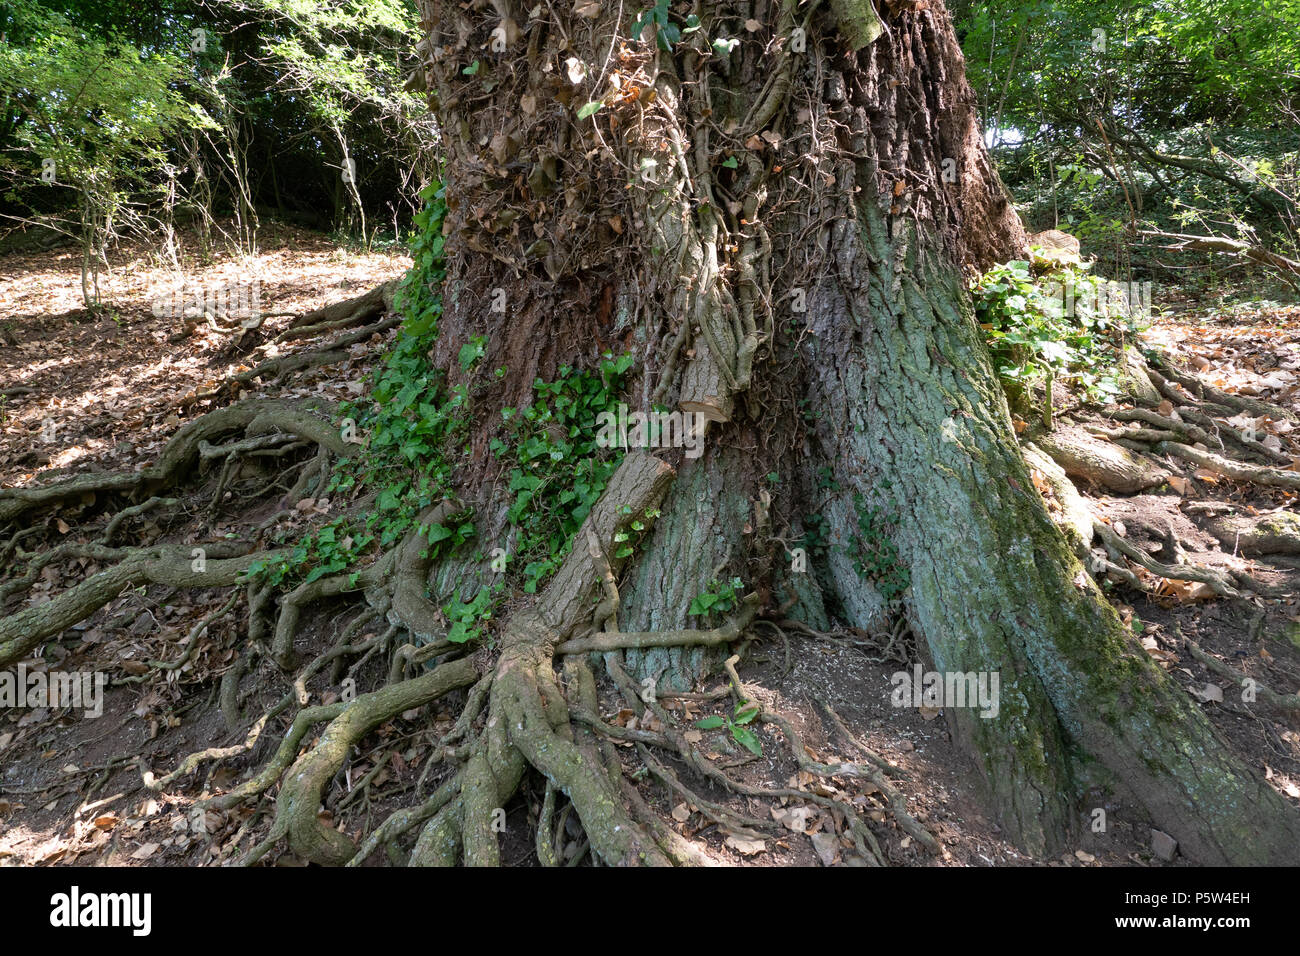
[724,833,766,855]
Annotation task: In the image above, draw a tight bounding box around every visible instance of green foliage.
[957,0,1300,137]
[952,0,1300,279]
[257,180,637,648]
[457,336,486,371]
[799,513,830,558]
[970,256,1144,401]
[847,491,909,604]
[632,0,700,50]
[695,699,762,755]
[688,577,744,618]
[445,585,500,645]
[0,0,210,299]
[0,5,202,182]
[0,0,437,257]
[250,181,467,588]
[492,354,633,593]
[334,182,463,543]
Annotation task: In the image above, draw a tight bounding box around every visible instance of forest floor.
[1,234,1297,867]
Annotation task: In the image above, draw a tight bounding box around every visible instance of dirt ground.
[2,235,1297,867]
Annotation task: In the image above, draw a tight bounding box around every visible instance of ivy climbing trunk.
[409,0,1300,864]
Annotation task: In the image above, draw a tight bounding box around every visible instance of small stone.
[1150,828,1177,862]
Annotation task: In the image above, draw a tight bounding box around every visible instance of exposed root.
[1022,442,1096,550]
[1035,426,1169,493]
[1155,441,1300,492]
[1184,639,1300,713]
[1148,357,1298,426]
[149,589,242,674]
[345,774,462,866]
[0,542,285,668]
[182,316,402,413]
[1205,511,1300,558]
[1112,405,1293,467]
[0,398,349,527]
[723,655,939,856]
[276,280,397,340]
[555,593,760,655]
[812,697,908,779]
[239,658,477,865]
[1092,519,1244,599]
[387,498,465,643]
[142,707,280,793]
[101,496,179,545]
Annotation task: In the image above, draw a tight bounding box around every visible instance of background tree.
[0,0,439,267]
[0,0,205,303]
[951,0,1300,289]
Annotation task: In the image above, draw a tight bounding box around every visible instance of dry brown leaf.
[724,833,766,855]
[565,57,587,85]
[1193,683,1224,703]
[771,805,814,833]
[810,831,839,866]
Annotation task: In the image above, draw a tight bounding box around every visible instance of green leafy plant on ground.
[632,0,700,50]
[970,255,1146,415]
[695,699,762,755]
[445,584,500,645]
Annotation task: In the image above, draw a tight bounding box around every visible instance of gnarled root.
[0,398,348,527]
[241,658,478,865]
[0,543,284,668]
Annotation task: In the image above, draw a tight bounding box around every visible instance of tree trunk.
[412,0,1300,864]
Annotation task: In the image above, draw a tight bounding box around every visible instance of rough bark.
[789,8,1300,861]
